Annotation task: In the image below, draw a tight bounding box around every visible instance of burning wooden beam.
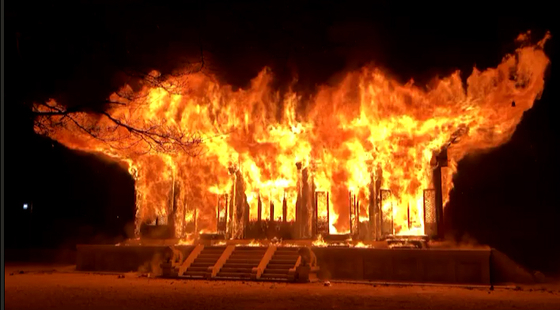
[431,147,448,240]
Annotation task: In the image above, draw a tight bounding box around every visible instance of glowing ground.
[5,264,560,310]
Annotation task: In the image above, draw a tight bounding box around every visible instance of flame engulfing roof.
[33,32,550,238]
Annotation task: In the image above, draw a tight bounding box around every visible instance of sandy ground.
[4,264,560,310]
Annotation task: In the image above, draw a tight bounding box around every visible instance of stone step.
[231,251,266,255]
[194,259,219,264]
[217,272,252,278]
[198,255,221,259]
[223,263,258,269]
[200,249,226,253]
[274,250,299,255]
[272,254,299,259]
[263,269,289,275]
[190,262,215,268]
[230,250,265,254]
[269,259,298,264]
[227,254,264,259]
[219,267,254,273]
[186,266,208,272]
[234,246,268,252]
[183,271,207,278]
[226,258,261,264]
[198,252,224,256]
[265,264,294,269]
[271,252,298,256]
[198,251,223,254]
[271,255,298,259]
[260,273,289,280]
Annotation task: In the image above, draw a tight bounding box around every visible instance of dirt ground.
[4,264,560,310]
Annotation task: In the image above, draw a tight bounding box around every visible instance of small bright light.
[23,204,28,210]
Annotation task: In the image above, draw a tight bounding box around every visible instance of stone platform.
[74,242,524,285]
[313,247,490,284]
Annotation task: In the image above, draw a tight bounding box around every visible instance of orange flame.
[34,32,550,238]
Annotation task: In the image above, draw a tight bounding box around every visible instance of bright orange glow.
[34,32,550,238]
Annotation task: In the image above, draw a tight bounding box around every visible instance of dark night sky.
[4,1,560,274]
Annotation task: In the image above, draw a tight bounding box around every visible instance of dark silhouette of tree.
[32,58,206,156]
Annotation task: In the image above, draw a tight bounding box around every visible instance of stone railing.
[252,245,277,279]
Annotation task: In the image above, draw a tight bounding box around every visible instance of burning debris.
[33,32,550,243]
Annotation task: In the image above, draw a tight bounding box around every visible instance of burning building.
[34,32,551,282]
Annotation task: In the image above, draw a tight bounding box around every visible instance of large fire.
[34,32,550,238]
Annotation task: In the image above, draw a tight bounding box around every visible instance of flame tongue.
[34,32,550,237]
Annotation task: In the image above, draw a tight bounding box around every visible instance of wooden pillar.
[432,147,448,240]
[370,165,383,240]
[326,192,330,235]
[299,165,313,239]
[295,162,303,237]
[269,199,275,222]
[227,166,248,239]
[282,193,287,223]
[227,167,236,239]
[257,195,262,223]
[349,191,353,235]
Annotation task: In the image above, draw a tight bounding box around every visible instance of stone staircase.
[261,247,300,280]
[163,244,318,282]
[183,246,226,278]
[216,246,267,279]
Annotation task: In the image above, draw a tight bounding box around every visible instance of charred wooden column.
[167,175,176,238]
[349,191,359,237]
[431,147,448,240]
[217,194,228,235]
[257,195,262,223]
[295,162,302,238]
[160,174,178,238]
[310,169,317,237]
[423,189,437,237]
[228,166,248,239]
[370,165,383,240]
[368,172,375,240]
[269,198,274,221]
[315,191,330,236]
[282,194,287,223]
[194,206,198,234]
[379,189,393,237]
[227,167,236,239]
[243,200,249,238]
[296,162,313,239]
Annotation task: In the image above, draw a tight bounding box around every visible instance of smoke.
[138,252,163,276]
[435,232,488,250]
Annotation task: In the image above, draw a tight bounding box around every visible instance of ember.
[33,32,550,243]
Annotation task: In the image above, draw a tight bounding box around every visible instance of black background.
[4,1,559,274]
